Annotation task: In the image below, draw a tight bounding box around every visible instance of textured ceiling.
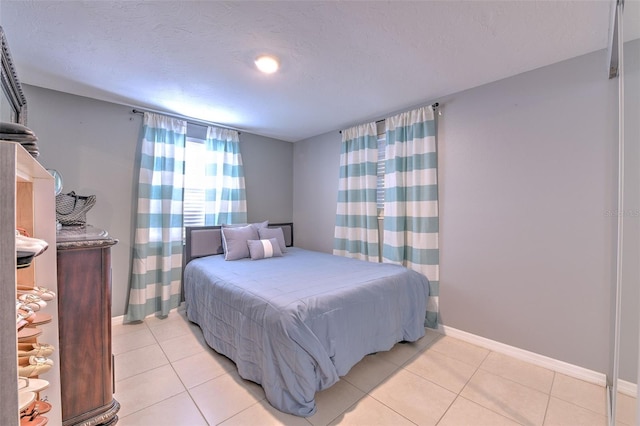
[1,1,638,142]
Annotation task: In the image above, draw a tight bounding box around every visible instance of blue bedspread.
[184,248,429,417]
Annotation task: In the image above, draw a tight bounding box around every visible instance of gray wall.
[619,38,640,384]
[293,131,342,252]
[293,43,639,379]
[23,85,293,317]
[436,47,618,379]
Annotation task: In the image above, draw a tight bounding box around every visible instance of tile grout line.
[540,372,557,425]
[112,321,157,357]
[474,367,552,395]
[432,349,492,424]
[427,347,490,370]
[210,400,262,426]
[546,372,612,419]
[114,363,186,421]
[116,391,189,423]
[546,391,611,421]
[364,366,449,426]
[153,312,252,426]
[119,315,213,425]
[160,330,212,426]
[336,391,419,426]
[115,317,197,424]
[452,351,552,425]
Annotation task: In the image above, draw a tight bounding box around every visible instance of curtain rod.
[339,102,440,134]
[375,102,440,124]
[131,108,242,134]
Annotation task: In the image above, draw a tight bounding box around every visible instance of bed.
[183,222,430,417]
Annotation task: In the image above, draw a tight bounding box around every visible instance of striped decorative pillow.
[247,238,283,260]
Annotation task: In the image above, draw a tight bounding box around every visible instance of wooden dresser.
[56,226,120,426]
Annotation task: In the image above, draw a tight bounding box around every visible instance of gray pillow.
[252,220,269,230]
[221,225,259,260]
[247,238,283,260]
[258,227,287,253]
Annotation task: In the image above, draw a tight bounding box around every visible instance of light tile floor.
[112,309,636,426]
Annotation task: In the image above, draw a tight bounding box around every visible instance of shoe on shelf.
[20,416,49,426]
[18,294,47,311]
[17,286,56,301]
[17,327,42,342]
[18,343,55,359]
[17,251,35,269]
[16,300,35,317]
[17,318,29,331]
[25,313,52,327]
[22,399,51,416]
[18,356,53,378]
[18,377,50,394]
[18,390,36,412]
[16,304,35,330]
[20,414,49,426]
[20,398,51,426]
[16,230,48,257]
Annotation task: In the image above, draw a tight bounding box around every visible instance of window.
[183,137,206,227]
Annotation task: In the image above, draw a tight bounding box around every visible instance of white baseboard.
[111,314,125,327]
[111,302,186,327]
[617,378,638,398]
[438,324,608,388]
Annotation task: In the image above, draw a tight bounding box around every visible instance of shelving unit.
[1,141,62,425]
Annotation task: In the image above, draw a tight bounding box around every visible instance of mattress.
[183,247,429,416]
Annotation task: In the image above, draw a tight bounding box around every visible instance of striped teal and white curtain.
[383,105,440,328]
[333,122,379,261]
[126,112,187,322]
[204,126,247,225]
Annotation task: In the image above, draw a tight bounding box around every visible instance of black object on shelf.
[16,251,35,269]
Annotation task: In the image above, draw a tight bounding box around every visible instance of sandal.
[18,327,42,341]
[17,308,32,330]
[17,286,56,302]
[22,400,51,416]
[25,313,52,327]
[16,303,52,330]
[18,294,47,311]
[20,400,50,426]
[18,377,50,393]
[16,301,35,316]
[18,343,55,358]
[18,390,36,411]
[20,415,48,426]
[17,318,29,331]
[18,356,53,378]
[16,303,35,323]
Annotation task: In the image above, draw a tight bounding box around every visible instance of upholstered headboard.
[184,222,294,265]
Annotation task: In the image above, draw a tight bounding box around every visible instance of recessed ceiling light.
[255,55,279,74]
